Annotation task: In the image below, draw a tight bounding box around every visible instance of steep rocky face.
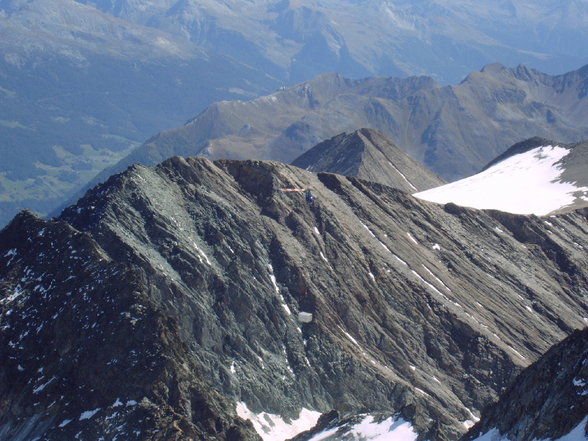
[0,211,259,441]
[1,158,588,440]
[291,128,445,192]
[98,63,588,191]
[462,328,588,441]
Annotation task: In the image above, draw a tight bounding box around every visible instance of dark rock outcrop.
[462,328,588,441]
[291,128,445,192]
[1,157,588,440]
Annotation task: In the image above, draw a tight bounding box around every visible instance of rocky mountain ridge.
[1,157,587,440]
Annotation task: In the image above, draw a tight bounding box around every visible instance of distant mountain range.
[73,0,588,84]
[94,63,588,196]
[2,0,588,226]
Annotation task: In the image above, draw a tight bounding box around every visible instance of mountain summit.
[291,128,445,192]
[1,157,587,440]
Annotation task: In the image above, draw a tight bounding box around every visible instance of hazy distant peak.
[480,62,508,74]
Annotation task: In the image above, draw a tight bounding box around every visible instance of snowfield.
[414,145,588,215]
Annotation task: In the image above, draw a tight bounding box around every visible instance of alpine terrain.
[98,63,588,197]
[0,155,587,440]
[2,0,588,225]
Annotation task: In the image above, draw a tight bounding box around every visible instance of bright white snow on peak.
[414,145,588,216]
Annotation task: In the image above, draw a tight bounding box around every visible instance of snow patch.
[414,145,588,215]
[79,408,101,420]
[361,223,376,237]
[308,415,417,441]
[298,312,313,323]
[236,402,320,441]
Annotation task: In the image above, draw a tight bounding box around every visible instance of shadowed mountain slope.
[1,158,587,440]
[463,327,588,441]
[291,128,445,192]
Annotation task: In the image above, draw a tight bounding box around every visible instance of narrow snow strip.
[191,240,211,266]
[387,161,418,191]
[236,402,320,441]
[406,232,418,244]
[267,264,280,293]
[79,408,101,420]
[361,223,376,238]
[376,238,391,253]
[281,297,292,315]
[33,376,56,394]
[414,145,588,215]
[341,328,360,347]
[411,270,448,300]
[421,264,451,292]
[393,254,408,266]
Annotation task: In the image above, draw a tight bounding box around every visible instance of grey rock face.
[291,128,445,192]
[1,158,588,440]
[462,328,588,441]
[0,210,259,441]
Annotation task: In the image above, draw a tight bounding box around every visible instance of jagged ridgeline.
[1,157,587,440]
